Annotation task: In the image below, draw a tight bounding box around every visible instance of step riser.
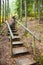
[13,52,29,56]
[15,57,36,65]
[13,34,18,36]
[10,27,16,30]
[11,28,15,30]
[12,38,20,41]
[7,33,18,36]
[12,52,30,58]
[12,44,23,48]
[8,30,17,33]
[10,24,15,27]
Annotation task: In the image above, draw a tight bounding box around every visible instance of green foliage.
[23,31,28,37]
[37,55,43,65]
[11,0,43,17]
[23,31,31,37]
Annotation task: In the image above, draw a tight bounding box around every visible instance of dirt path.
[0,35,16,65]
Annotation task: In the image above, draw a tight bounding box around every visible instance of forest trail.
[6,20,38,65]
[1,18,43,65]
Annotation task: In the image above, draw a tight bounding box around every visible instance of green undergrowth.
[23,31,31,38]
[36,55,43,65]
[35,25,43,32]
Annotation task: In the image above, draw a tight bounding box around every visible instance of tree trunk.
[7,0,9,18]
[34,0,36,21]
[20,0,22,21]
[2,0,4,22]
[38,0,40,23]
[5,0,7,20]
[0,0,1,16]
[24,0,27,28]
[0,0,1,26]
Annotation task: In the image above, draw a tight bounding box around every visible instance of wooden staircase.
[7,22,37,65]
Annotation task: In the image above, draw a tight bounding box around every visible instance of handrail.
[5,20,14,39]
[16,19,41,42]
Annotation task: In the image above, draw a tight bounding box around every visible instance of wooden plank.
[12,41,23,45]
[13,47,28,55]
[8,36,20,41]
[8,29,17,32]
[16,57,36,65]
[8,33,18,36]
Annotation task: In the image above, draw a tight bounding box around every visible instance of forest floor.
[0,18,43,65]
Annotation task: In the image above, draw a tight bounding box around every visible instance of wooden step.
[15,57,36,65]
[10,22,15,26]
[7,33,18,36]
[8,36,20,41]
[13,47,28,55]
[8,30,17,33]
[12,41,23,45]
[13,33,18,36]
[12,36,21,41]
[12,41,23,48]
[11,27,16,30]
[12,30,17,32]
[10,23,15,26]
[10,24,15,28]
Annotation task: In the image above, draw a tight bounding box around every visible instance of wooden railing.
[16,19,41,42]
[5,20,41,55]
[5,20,15,39]
[16,19,41,55]
[5,20,15,56]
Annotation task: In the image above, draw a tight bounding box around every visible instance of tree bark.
[7,0,9,18]
[2,0,4,22]
[34,0,36,21]
[38,0,40,22]
[0,0,1,26]
[24,0,27,28]
[20,0,22,21]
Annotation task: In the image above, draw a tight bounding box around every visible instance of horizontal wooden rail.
[16,19,41,42]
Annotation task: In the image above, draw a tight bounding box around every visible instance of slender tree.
[38,0,40,22]
[0,0,1,17]
[5,0,9,20]
[0,0,1,26]
[5,0,7,20]
[34,0,36,21]
[7,0,9,18]
[24,0,27,28]
[20,0,22,21]
[2,0,4,22]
